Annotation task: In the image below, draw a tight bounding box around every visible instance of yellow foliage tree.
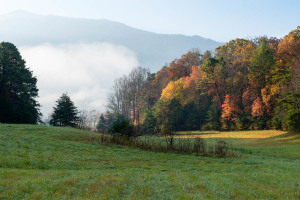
[160,78,185,103]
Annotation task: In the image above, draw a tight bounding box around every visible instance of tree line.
[0,26,299,134]
[104,27,300,134]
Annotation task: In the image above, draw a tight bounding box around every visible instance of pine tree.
[0,42,41,124]
[50,93,79,127]
[96,114,106,133]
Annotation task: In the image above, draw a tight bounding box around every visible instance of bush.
[109,119,135,139]
[193,137,207,154]
[215,140,228,157]
[97,134,232,157]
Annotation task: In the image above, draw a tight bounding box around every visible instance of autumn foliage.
[107,27,300,133]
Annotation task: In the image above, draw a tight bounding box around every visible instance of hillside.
[0,124,299,199]
[0,10,222,71]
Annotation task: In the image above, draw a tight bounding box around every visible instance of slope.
[0,124,299,199]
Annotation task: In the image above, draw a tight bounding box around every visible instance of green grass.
[0,124,299,199]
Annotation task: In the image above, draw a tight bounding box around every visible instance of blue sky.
[0,0,299,41]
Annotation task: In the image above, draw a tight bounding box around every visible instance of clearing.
[0,124,299,199]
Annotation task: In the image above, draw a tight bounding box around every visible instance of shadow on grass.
[251,132,300,146]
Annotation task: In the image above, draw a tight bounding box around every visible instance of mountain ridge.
[0,10,223,71]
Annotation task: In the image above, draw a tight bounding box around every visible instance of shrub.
[109,119,135,139]
[215,140,228,157]
[193,137,206,154]
[97,133,232,157]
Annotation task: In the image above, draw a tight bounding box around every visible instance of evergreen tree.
[141,109,156,134]
[109,119,135,139]
[0,42,41,124]
[50,93,79,127]
[96,114,106,133]
[249,38,275,90]
[203,104,221,130]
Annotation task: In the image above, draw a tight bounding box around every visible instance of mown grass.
[0,124,299,199]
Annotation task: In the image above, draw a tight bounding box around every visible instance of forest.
[0,27,299,135]
[104,26,300,134]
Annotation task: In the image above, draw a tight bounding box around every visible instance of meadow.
[0,124,299,199]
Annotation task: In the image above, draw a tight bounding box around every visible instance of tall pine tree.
[0,42,40,124]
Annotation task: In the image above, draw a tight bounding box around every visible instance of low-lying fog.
[20,42,139,118]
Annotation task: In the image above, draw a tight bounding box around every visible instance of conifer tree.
[50,93,79,127]
[0,42,41,124]
[96,114,106,133]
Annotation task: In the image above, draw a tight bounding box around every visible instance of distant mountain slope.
[0,10,222,71]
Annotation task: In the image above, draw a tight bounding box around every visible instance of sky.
[0,0,299,118]
[0,0,299,42]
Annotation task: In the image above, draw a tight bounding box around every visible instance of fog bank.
[20,42,139,118]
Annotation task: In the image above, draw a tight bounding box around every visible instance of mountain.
[0,10,222,71]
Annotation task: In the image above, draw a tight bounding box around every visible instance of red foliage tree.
[221,94,241,122]
[251,97,265,117]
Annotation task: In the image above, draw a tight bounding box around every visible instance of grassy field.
[0,124,299,199]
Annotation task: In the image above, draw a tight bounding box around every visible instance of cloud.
[20,43,139,118]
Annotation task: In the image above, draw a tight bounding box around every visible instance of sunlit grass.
[0,124,299,199]
[176,130,300,148]
[177,130,286,139]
